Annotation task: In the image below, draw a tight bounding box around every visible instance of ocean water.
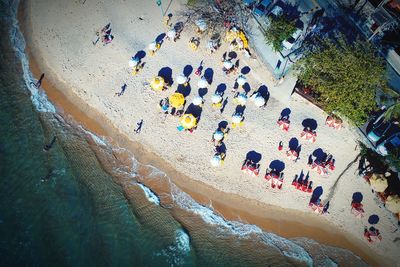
[0,1,368,266]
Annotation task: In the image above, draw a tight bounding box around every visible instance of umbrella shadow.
[234,105,246,115]
[215,83,227,96]
[216,142,227,154]
[242,83,251,95]
[310,186,323,204]
[280,108,291,118]
[204,68,214,85]
[269,160,285,172]
[288,137,299,150]
[198,88,208,97]
[241,66,251,75]
[302,118,318,131]
[218,121,229,130]
[312,148,327,162]
[134,50,146,60]
[368,214,380,225]
[228,51,237,59]
[352,192,363,203]
[185,103,203,123]
[176,83,191,97]
[155,33,165,46]
[158,67,173,85]
[256,85,270,102]
[246,150,262,163]
[183,65,193,77]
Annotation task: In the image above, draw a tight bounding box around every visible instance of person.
[195,60,204,76]
[159,98,169,114]
[278,141,283,151]
[115,84,127,96]
[163,14,172,27]
[102,33,114,45]
[134,119,143,134]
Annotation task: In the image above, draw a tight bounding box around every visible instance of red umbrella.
[311,162,328,175]
[305,131,317,143]
[286,150,298,161]
[333,120,342,130]
[300,130,308,140]
[277,119,290,131]
[325,116,334,127]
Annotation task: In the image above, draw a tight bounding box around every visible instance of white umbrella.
[236,75,247,86]
[192,96,203,106]
[236,93,247,105]
[232,114,242,124]
[213,131,224,141]
[195,19,207,31]
[197,78,208,88]
[223,60,233,69]
[166,29,176,39]
[254,96,265,107]
[211,93,222,104]
[176,75,188,85]
[128,57,139,67]
[148,42,157,51]
[211,155,222,167]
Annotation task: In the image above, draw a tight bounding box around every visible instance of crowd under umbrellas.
[116,14,398,244]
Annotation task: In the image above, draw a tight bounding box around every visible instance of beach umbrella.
[211,93,222,104]
[148,41,157,51]
[169,93,185,108]
[166,29,176,39]
[128,57,139,67]
[370,173,388,193]
[197,78,208,88]
[286,150,298,161]
[223,60,233,69]
[326,116,334,127]
[176,75,188,85]
[192,96,203,106]
[368,214,380,225]
[236,93,247,106]
[236,75,247,86]
[213,131,224,141]
[150,76,165,91]
[385,195,400,214]
[195,19,207,31]
[278,119,290,131]
[180,114,197,129]
[231,114,242,124]
[211,155,222,167]
[254,96,265,107]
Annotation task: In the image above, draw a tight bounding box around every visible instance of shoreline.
[18,1,393,266]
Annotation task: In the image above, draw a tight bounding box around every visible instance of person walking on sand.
[134,119,143,134]
[115,83,127,96]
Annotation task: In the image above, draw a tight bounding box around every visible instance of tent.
[180,114,197,129]
[385,195,400,214]
[370,173,388,193]
[169,93,185,108]
[150,76,165,91]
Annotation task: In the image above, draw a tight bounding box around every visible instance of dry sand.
[20,0,400,265]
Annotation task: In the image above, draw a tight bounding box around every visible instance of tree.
[295,37,387,126]
[264,15,296,52]
[383,100,400,122]
[178,0,250,36]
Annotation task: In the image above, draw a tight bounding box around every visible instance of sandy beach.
[20,0,400,265]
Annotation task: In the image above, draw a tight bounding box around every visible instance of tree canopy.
[264,15,296,52]
[295,37,387,125]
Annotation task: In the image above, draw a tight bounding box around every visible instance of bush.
[264,15,296,52]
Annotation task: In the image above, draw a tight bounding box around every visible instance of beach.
[19,0,400,265]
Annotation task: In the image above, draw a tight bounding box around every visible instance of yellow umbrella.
[180,114,197,129]
[385,195,400,214]
[370,173,388,193]
[169,93,185,108]
[150,76,165,91]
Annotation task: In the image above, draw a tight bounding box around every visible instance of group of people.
[291,171,313,193]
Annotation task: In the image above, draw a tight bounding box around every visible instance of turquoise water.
[0,1,368,266]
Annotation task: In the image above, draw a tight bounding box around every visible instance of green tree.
[384,100,400,121]
[295,37,387,125]
[264,15,296,52]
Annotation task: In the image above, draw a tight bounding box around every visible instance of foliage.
[179,0,250,36]
[264,15,296,52]
[386,147,400,171]
[295,37,387,126]
[384,101,400,122]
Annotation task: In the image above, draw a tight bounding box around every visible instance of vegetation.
[295,37,387,126]
[264,15,296,52]
[384,100,400,122]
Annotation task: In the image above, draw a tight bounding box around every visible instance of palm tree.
[383,100,400,122]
